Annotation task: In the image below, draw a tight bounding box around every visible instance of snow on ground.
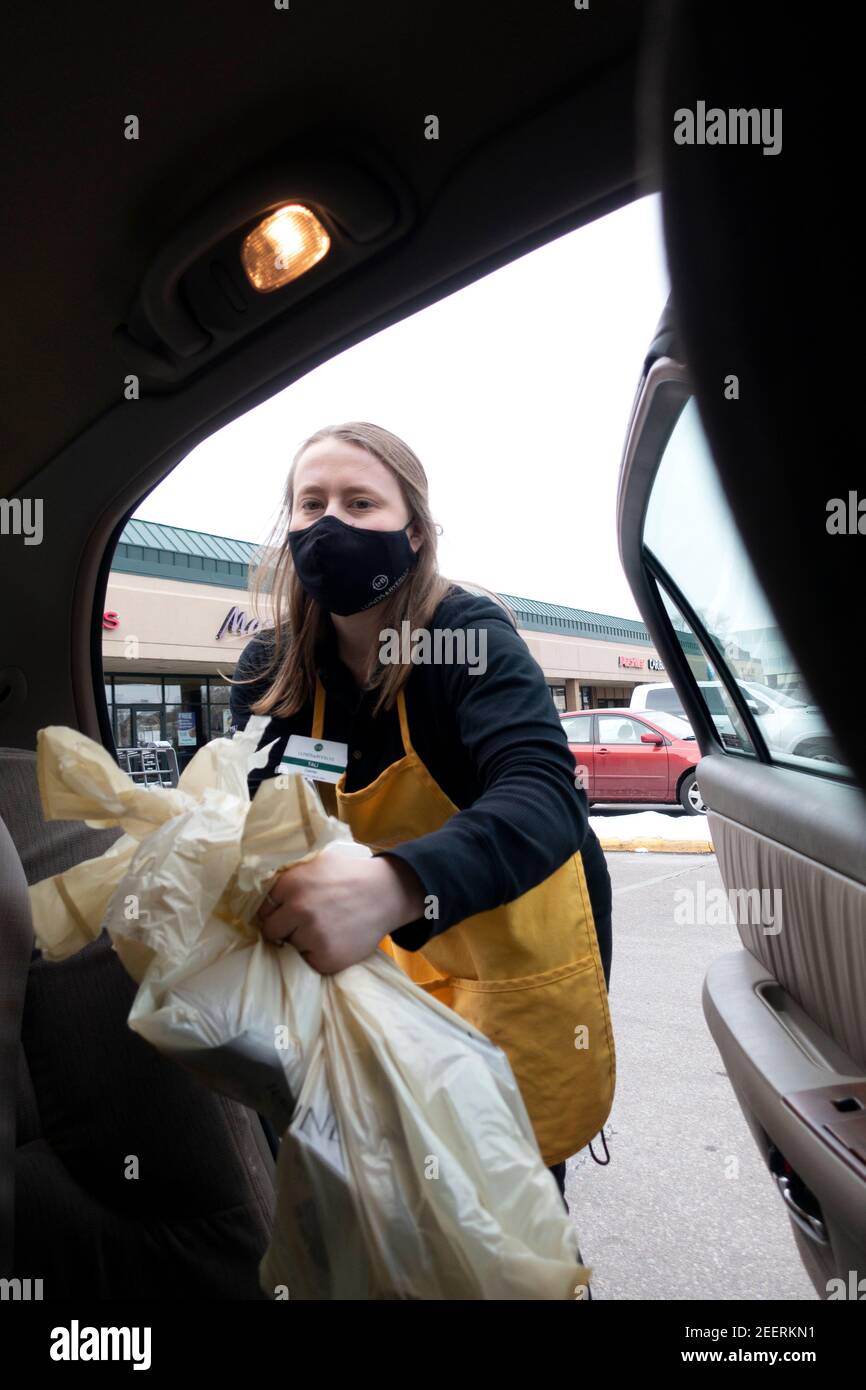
[589,809,712,847]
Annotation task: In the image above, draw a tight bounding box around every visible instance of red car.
[560,708,707,815]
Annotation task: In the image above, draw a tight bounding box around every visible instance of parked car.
[561,707,706,814]
[629,679,840,763]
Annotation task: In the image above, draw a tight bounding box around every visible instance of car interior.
[2,2,862,1303]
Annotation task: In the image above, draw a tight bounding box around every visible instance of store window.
[164,704,199,751]
[105,674,237,770]
[113,706,132,747]
[547,683,567,712]
[580,685,632,710]
[209,704,235,739]
[163,678,206,704]
[114,678,162,703]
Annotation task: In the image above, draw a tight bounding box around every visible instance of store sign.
[216,606,275,641]
[102,610,120,630]
[618,656,644,669]
[648,658,665,672]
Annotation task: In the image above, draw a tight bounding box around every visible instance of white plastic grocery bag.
[29,720,589,1300]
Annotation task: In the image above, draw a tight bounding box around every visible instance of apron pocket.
[447,958,615,1166]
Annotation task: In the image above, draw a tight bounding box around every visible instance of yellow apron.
[312,677,615,1166]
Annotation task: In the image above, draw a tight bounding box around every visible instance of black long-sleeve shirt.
[229,584,611,968]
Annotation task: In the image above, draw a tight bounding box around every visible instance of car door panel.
[617,342,866,1297]
[696,755,866,888]
[704,948,866,1298]
[699,755,866,1075]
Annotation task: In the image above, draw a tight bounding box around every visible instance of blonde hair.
[237,422,453,719]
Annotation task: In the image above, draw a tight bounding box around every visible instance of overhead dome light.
[240,204,330,292]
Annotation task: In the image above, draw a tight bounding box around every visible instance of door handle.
[597,748,609,755]
[774,1173,830,1245]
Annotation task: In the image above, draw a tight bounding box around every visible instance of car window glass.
[597,715,646,744]
[645,710,695,740]
[562,715,592,741]
[702,686,729,717]
[745,694,770,718]
[657,589,758,755]
[644,398,847,775]
[632,719,665,741]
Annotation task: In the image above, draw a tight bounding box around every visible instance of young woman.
[229,422,615,1194]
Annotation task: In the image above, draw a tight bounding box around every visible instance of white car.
[629,680,839,762]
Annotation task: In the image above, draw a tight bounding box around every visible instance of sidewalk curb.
[597,838,715,854]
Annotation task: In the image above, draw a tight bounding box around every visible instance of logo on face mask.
[372,574,389,591]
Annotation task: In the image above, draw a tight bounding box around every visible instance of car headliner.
[2,1,645,491]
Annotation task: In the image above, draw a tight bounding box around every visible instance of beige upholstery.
[709,809,866,1071]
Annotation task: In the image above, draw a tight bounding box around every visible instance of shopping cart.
[115,742,179,790]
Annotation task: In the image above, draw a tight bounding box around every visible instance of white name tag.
[278,734,348,784]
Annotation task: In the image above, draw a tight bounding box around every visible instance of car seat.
[0,748,276,1299]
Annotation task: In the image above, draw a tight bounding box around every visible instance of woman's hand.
[256,852,426,974]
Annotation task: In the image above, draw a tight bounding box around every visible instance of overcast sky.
[135,193,670,621]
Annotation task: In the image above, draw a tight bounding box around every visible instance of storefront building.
[103,519,670,769]
[497,593,669,712]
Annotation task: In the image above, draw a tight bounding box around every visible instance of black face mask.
[288,514,419,616]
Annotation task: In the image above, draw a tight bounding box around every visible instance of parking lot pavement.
[568,851,818,1301]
